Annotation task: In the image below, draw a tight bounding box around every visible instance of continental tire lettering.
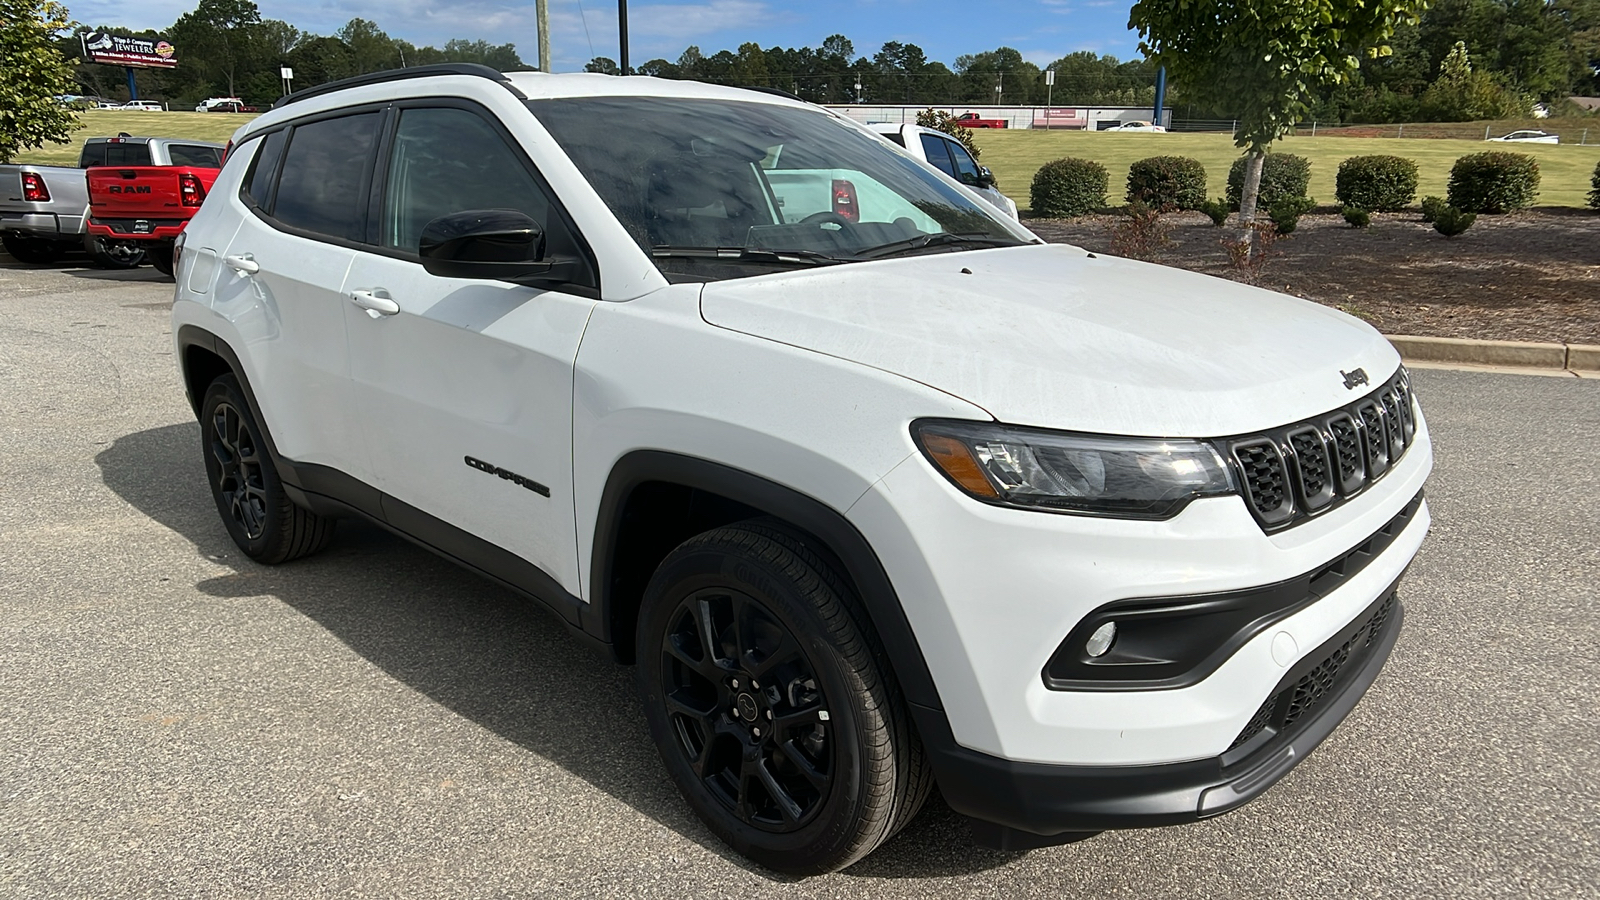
[463,456,551,497]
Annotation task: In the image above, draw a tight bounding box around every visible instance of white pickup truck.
[869,123,1018,218]
[1,136,223,268]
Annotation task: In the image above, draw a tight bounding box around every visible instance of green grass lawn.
[974,130,1600,211]
[13,110,260,166]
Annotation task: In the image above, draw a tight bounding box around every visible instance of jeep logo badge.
[1341,368,1369,390]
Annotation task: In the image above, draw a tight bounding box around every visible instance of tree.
[0,0,79,163]
[1130,0,1427,235]
[584,56,618,74]
[336,18,394,74]
[1418,41,1526,119]
[170,0,262,98]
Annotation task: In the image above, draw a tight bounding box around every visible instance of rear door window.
[271,112,382,242]
[918,133,956,176]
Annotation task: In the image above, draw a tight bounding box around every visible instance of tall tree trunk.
[1238,149,1266,225]
[1237,148,1267,258]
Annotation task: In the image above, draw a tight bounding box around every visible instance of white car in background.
[1487,130,1558,144]
[118,100,164,112]
[869,123,1018,218]
[1103,121,1168,133]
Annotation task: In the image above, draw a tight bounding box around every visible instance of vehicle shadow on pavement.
[95,423,1024,880]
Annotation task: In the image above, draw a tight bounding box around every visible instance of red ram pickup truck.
[86,144,224,275]
[953,112,1008,129]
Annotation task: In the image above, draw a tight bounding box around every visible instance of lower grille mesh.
[1227,594,1397,753]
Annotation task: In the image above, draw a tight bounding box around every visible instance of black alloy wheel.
[198,375,334,564]
[148,245,174,277]
[209,399,268,540]
[637,520,930,874]
[660,587,835,832]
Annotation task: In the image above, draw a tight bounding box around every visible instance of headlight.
[912,420,1235,519]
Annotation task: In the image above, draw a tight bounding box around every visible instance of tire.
[199,374,335,564]
[2,233,60,264]
[83,234,145,269]
[637,520,931,874]
[148,245,174,277]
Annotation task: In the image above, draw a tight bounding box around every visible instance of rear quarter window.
[270,112,381,242]
[169,144,223,168]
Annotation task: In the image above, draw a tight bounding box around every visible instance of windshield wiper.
[853,232,1021,261]
[650,246,845,267]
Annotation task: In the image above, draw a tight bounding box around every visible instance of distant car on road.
[1103,121,1168,133]
[1487,130,1558,144]
[119,101,164,112]
[194,97,259,113]
[952,112,1007,129]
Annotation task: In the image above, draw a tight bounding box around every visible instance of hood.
[698,244,1400,437]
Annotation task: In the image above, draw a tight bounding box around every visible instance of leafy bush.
[1197,197,1230,226]
[1433,205,1476,236]
[1125,156,1207,210]
[1420,195,1446,223]
[1335,156,1418,212]
[1342,206,1371,228]
[1446,152,1540,213]
[1226,154,1312,211]
[1589,160,1599,211]
[1268,196,1315,234]
[1031,158,1108,218]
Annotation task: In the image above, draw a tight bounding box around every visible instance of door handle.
[349,288,400,316]
[224,253,259,275]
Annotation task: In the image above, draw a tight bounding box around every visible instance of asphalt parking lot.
[2,258,1596,899]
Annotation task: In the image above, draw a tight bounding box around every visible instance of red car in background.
[953,112,1008,129]
[85,140,224,276]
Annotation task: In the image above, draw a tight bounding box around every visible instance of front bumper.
[922,583,1403,846]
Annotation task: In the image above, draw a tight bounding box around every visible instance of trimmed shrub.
[1589,160,1599,211]
[1268,196,1315,234]
[1342,206,1371,228]
[1434,205,1476,236]
[1031,157,1108,218]
[1420,195,1446,223]
[1226,154,1312,211]
[1125,156,1207,210]
[1198,197,1230,226]
[1335,156,1418,212]
[1446,152,1540,213]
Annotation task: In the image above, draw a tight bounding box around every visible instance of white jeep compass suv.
[171,64,1432,874]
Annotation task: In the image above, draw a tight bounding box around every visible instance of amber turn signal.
[920,432,1000,498]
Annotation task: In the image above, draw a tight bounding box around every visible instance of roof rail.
[272,63,527,110]
[739,85,806,103]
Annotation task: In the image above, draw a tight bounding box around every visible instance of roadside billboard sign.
[82,32,178,69]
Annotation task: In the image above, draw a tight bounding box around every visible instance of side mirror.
[976,166,997,188]
[419,209,548,281]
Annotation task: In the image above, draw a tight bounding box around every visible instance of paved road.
[2,258,1596,899]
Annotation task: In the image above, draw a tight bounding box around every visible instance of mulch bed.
[1026,209,1600,345]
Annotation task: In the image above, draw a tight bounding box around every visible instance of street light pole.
[536,0,550,72]
[618,0,630,75]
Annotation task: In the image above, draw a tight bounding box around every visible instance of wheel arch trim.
[590,449,944,711]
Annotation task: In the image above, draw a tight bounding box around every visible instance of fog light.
[1085,621,1117,657]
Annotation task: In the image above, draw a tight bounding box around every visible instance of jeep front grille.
[1226,369,1417,532]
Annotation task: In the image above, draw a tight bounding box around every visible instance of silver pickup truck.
[1,136,224,268]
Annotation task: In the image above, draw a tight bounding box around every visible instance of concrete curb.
[1385,334,1600,374]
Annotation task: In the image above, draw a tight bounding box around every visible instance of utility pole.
[536,0,550,72]
[995,71,1003,105]
[618,0,630,75]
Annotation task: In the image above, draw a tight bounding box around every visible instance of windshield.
[527,96,1031,280]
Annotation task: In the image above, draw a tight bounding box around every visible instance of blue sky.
[72,0,1144,72]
